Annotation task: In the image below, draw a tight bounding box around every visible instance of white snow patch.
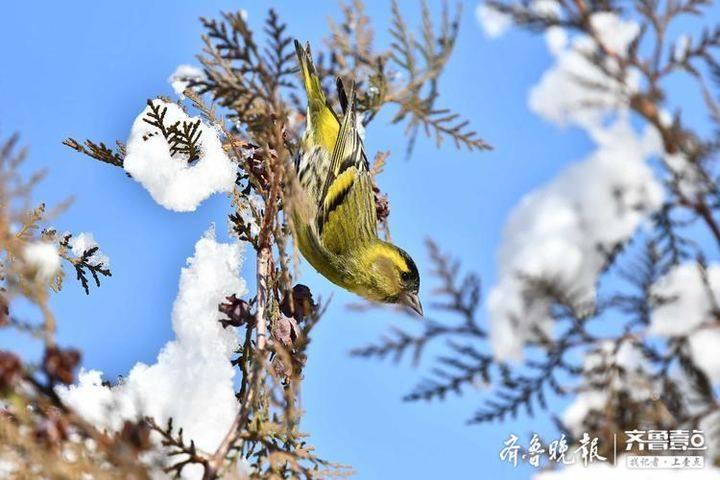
[488,118,663,359]
[124,100,236,212]
[58,370,117,427]
[168,65,205,98]
[563,341,653,434]
[475,3,512,38]
[23,241,61,281]
[664,152,707,198]
[650,262,720,383]
[689,327,720,384]
[0,460,16,477]
[529,13,640,132]
[650,263,720,337]
[476,0,561,39]
[531,0,561,17]
[57,227,246,477]
[673,35,691,61]
[544,27,568,56]
[563,390,606,434]
[589,12,640,55]
[68,232,109,267]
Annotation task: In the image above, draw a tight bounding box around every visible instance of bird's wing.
[293,40,340,207]
[316,81,376,254]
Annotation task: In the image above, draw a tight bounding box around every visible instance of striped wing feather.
[316,82,376,254]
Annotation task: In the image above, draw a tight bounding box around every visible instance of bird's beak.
[400,292,423,317]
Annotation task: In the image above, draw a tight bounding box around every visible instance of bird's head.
[359,241,422,316]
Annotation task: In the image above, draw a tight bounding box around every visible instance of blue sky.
[2,0,698,478]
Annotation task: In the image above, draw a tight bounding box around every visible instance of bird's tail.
[294,40,340,152]
[294,40,326,108]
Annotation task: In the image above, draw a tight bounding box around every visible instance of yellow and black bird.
[290,40,422,316]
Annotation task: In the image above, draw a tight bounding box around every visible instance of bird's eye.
[400,271,410,282]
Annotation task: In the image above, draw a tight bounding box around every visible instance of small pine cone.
[43,346,81,385]
[373,184,390,223]
[272,347,308,383]
[116,420,153,452]
[272,355,291,380]
[272,314,301,349]
[0,351,22,389]
[280,284,315,322]
[0,294,8,327]
[219,294,253,328]
[247,154,270,191]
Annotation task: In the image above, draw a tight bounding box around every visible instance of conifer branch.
[63,138,125,168]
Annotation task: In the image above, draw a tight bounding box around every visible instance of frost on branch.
[66,232,110,268]
[123,99,236,212]
[59,232,111,294]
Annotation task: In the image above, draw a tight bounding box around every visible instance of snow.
[563,341,654,434]
[589,13,640,55]
[529,13,640,132]
[563,390,606,434]
[0,460,15,477]
[68,232,109,267]
[57,227,246,477]
[123,100,236,212]
[544,27,568,56]
[168,65,205,98]
[650,263,720,337]
[475,3,718,476]
[688,328,720,384]
[664,152,706,198]
[650,262,720,383]
[486,11,665,359]
[674,35,691,61]
[531,0,561,17]
[487,117,664,359]
[58,370,117,427]
[476,0,561,38]
[475,4,511,39]
[23,241,60,281]
[535,459,720,479]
